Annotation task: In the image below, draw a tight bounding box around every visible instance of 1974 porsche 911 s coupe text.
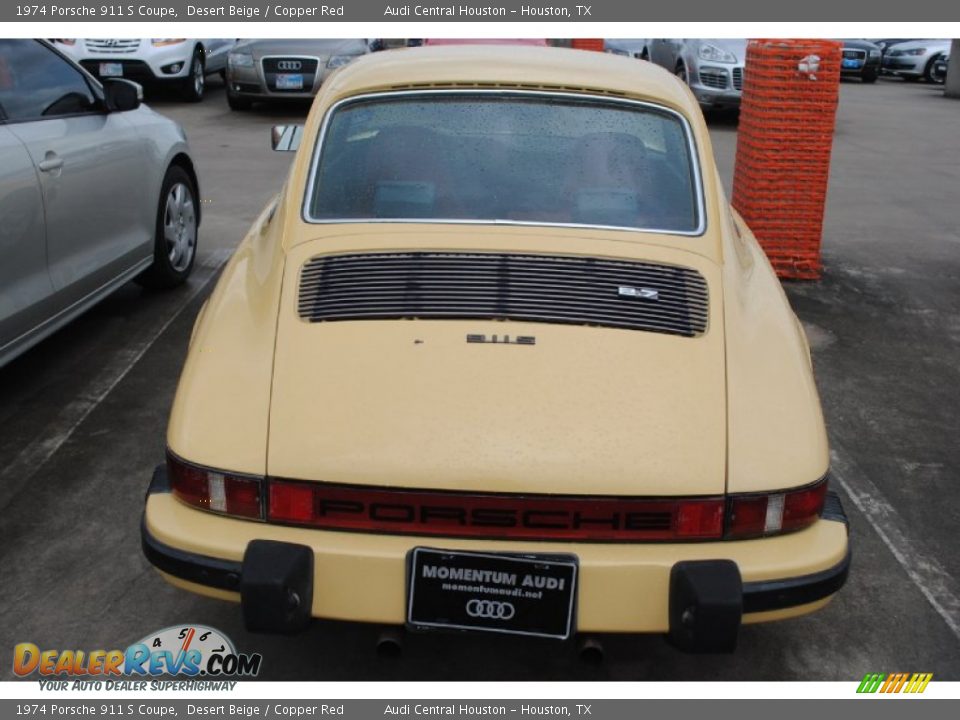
[142,46,849,652]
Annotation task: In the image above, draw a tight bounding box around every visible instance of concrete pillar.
[946,39,960,99]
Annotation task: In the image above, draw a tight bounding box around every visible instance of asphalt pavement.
[1,74,959,681]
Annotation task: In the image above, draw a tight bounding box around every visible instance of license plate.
[99,63,123,77]
[275,73,304,90]
[407,548,577,640]
[842,58,863,69]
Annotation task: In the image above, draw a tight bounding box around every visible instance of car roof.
[320,45,699,117]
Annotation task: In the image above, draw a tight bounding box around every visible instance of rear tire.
[137,166,198,289]
[181,48,205,102]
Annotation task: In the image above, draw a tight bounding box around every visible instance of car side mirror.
[271,125,303,152]
[103,79,142,112]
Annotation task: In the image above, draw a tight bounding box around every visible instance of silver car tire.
[138,166,198,289]
[181,49,205,102]
[227,88,253,111]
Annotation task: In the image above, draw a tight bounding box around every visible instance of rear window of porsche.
[304,92,703,234]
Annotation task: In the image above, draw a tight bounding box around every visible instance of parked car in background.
[604,38,650,59]
[142,46,849,653]
[873,39,912,57]
[0,40,200,368]
[422,38,549,47]
[841,40,882,83]
[52,39,235,102]
[225,39,369,110]
[932,54,949,84]
[881,39,951,82]
[368,38,408,52]
[647,39,747,110]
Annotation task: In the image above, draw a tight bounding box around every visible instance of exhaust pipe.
[578,637,604,665]
[376,629,403,659]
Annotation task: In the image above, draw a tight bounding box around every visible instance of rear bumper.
[142,466,850,641]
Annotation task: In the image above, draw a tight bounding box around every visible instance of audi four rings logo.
[466,599,516,620]
[277,60,303,71]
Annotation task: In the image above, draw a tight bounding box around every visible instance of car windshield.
[306,93,702,233]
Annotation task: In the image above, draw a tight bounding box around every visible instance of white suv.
[52,39,235,102]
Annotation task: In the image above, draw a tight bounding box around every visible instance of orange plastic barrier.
[732,39,842,279]
[571,38,605,52]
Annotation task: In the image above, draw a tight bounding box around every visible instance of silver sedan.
[0,40,200,368]
[881,39,952,82]
[647,39,747,110]
[225,39,370,110]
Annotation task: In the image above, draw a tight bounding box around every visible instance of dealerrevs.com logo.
[856,673,933,694]
[13,625,262,686]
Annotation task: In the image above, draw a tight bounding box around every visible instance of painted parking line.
[0,249,231,511]
[830,444,960,641]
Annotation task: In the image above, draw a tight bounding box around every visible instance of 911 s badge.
[618,285,659,300]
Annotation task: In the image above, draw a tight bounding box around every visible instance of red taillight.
[676,500,726,538]
[782,480,828,531]
[268,479,726,542]
[167,453,263,520]
[726,479,827,539]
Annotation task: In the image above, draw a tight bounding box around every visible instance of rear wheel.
[181,48,205,102]
[137,166,198,289]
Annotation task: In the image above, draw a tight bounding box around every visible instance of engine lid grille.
[297,252,709,337]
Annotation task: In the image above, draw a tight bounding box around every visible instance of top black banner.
[4,0,960,22]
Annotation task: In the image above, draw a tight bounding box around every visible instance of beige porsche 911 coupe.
[142,45,849,653]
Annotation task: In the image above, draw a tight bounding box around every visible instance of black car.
[842,40,882,83]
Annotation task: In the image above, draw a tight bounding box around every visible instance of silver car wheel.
[193,58,205,97]
[164,182,197,272]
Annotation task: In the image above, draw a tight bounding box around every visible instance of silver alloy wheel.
[164,182,197,272]
[193,56,204,97]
